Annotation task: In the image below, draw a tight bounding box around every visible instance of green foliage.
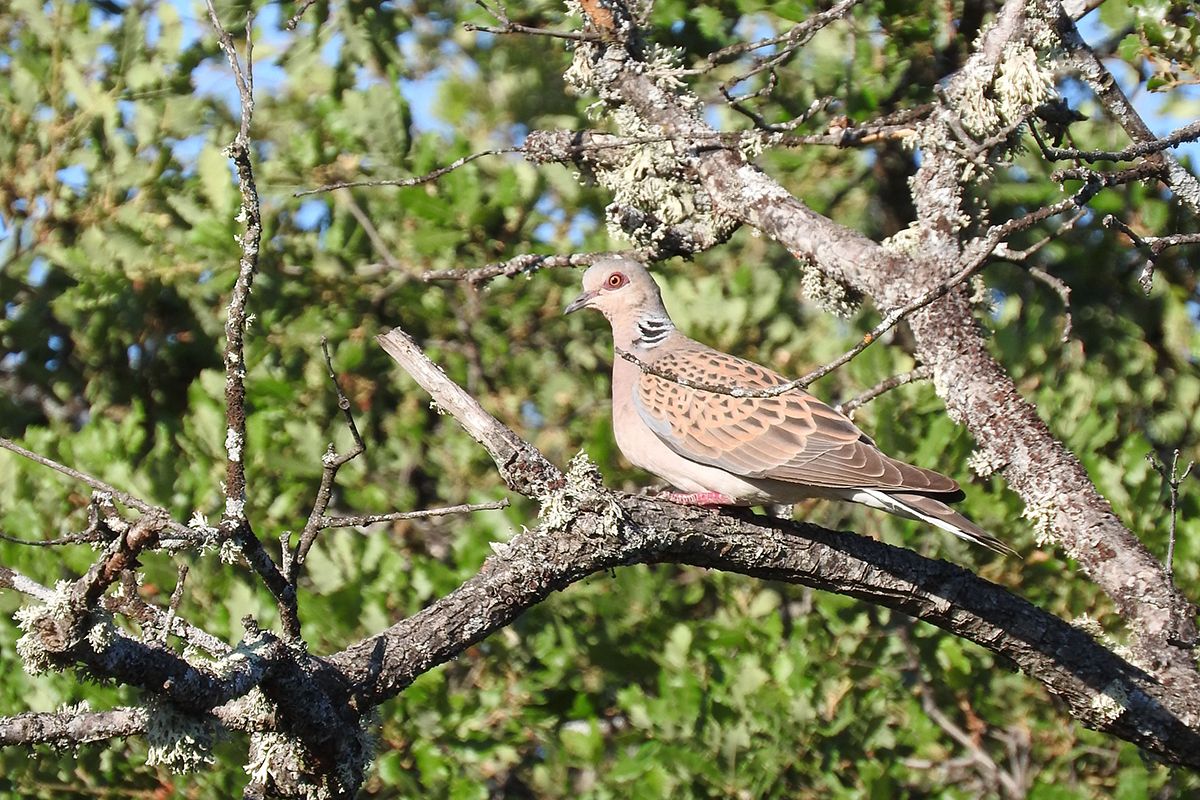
[1,0,1198,797]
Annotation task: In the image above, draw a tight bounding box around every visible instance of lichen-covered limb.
[564,0,1199,708]
[904,0,1199,667]
[201,2,299,640]
[0,705,147,746]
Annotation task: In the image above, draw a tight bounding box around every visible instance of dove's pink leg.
[659,490,741,506]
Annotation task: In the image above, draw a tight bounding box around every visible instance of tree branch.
[0,706,148,747]
[204,1,296,636]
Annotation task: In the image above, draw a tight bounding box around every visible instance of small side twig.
[836,366,932,415]
[286,0,320,30]
[1102,215,1200,294]
[0,437,201,545]
[1148,450,1195,579]
[339,191,400,269]
[0,706,149,747]
[1038,117,1200,164]
[899,622,1025,798]
[321,499,510,530]
[286,338,368,587]
[296,148,522,197]
[715,0,862,105]
[466,0,598,41]
[423,250,648,285]
[159,564,190,645]
[1028,267,1073,342]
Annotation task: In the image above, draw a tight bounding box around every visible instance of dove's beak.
[564,289,598,315]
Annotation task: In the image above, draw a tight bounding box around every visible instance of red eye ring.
[605,272,628,289]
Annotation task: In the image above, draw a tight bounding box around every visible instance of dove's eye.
[605,272,628,289]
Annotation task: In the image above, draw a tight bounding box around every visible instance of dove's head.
[564,257,671,330]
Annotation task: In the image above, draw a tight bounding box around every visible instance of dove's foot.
[658,490,739,506]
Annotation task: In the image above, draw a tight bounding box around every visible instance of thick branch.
[328,486,1200,766]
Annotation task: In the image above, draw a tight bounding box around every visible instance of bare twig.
[1028,267,1074,342]
[1102,215,1200,293]
[463,21,597,41]
[422,250,647,285]
[990,208,1087,263]
[158,564,190,646]
[836,366,932,415]
[1148,450,1195,579]
[0,530,108,547]
[0,437,201,545]
[321,499,510,530]
[204,1,297,636]
[899,622,1026,798]
[376,327,562,496]
[0,564,59,602]
[339,191,400,269]
[296,148,522,197]
[716,0,862,102]
[467,0,598,41]
[1038,118,1200,163]
[287,338,368,590]
[286,0,320,30]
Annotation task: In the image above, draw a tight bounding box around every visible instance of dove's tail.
[854,489,1016,556]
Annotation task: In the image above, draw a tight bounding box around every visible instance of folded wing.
[633,343,961,496]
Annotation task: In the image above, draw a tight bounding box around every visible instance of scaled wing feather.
[633,342,960,494]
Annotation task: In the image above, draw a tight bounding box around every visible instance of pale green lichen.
[951,66,1004,138]
[1021,495,1057,547]
[219,538,243,565]
[799,263,860,319]
[969,275,998,315]
[245,722,373,800]
[145,700,217,773]
[996,43,1054,124]
[561,29,728,250]
[1069,613,1104,637]
[966,447,1006,478]
[14,581,74,675]
[881,222,923,257]
[1089,680,1130,724]
[539,452,626,533]
[85,611,117,652]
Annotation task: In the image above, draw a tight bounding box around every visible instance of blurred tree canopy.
[1,0,1199,797]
